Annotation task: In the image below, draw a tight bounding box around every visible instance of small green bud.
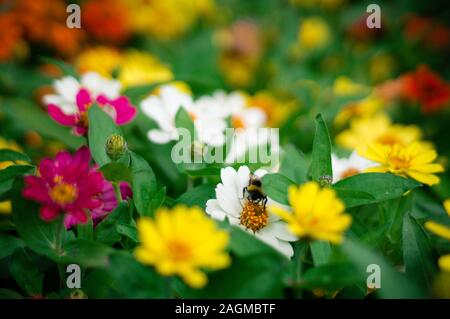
[105,134,127,161]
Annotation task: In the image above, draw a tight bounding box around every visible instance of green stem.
[113,182,123,203]
[55,216,65,256]
[165,277,173,299]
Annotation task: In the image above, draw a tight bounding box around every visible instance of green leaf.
[0,234,25,259]
[261,173,295,205]
[175,107,195,138]
[106,252,167,298]
[59,239,111,267]
[0,165,34,183]
[95,202,130,245]
[403,212,436,291]
[310,241,331,266]
[301,262,361,291]
[88,105,123,166]
[130,151,164,217]
[280,144,309,184]
[0,289,23,299]
[310,114,332,183]
[39,56,77,77]
[99,162,132,183]
[77,217,94,241]
[334,173,421,208]
[341,239,424,298]
[175,184,215,209]
[116,223,138,243]
[0,149,31,163]
[1,98,84,150]
[9,248,43,296]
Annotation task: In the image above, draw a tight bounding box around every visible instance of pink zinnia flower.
[43,72,137,136]
[23,146,105,223]
[64,181,132,229]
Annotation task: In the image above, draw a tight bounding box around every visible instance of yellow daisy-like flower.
[336,113,423,149]
[134,205,231,289]
[246,91,297,127]
[333,76,368,97]
[298,17,331,50]
[270,182,352,244]
[359,142,444,186]
[76,47,122,78]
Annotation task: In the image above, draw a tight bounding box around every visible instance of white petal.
[147,129,175,144]
[266,221,297,242]
[54,76,80,101]
[220,167,239,199]
[205,199,227,221]
[216,183,241,218]
[236,165,251,192]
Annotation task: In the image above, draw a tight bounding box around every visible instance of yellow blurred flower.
[336,113,423,149]
[334,95,384,126]
[134,205,231,289]
[0,137,24,215]
[370,53,396,83]
[298,17,331,50]
[122,0,212,40]
[270,182,352,244]
[246,91,297,127]
[359,142,444,186]
[76,47,122,77]
[439,255,450,272]
[76,47,173,88]
[333,76,368,97]
[119,51,173,88]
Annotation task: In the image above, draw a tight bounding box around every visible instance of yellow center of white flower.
[49,183,78,206]
[340,167,360,179]
[240,201,268,232]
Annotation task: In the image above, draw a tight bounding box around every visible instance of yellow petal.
[443,200,450,217]
[425,221,450,240]
[406,171,440,186]
[438,255,450,272]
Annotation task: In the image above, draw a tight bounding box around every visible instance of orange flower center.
[167,241,192,261]
[232,115,246,129]
[376,133,401,146]
[49,182,78,206]
[340,167,360,179]
[389,155,411,170]
[240,201,268,232]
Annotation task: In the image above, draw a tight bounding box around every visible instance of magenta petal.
[96,94,110,105]
[111,96,137,125]
[48,104,77,126]
[76,89,92,112]
[73,125,88,136]
[64,146,91,179]
[70,208,88,224]
[40,206,60,222]
[64,214,78,229]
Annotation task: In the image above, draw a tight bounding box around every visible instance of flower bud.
[105,134,127,161]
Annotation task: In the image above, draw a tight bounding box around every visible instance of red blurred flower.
[82,0,131,44]
[402,65,450,113]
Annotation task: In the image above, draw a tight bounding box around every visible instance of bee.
[242,173,268,210]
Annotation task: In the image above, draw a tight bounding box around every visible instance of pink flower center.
[49,182,78,206]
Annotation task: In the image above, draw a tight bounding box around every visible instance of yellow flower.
[76,48,173,88]
[76,47,122,77]
[439,255,450,272]
[359,142,444,186]
[336,113,423,149]
[119,51,173,88]
[123,0,199,39]
[134,205,231,288]
[370,53,396,83]
[334,95,384,126]
[298,17,331,50]
[333,76,368,97]
[270,182,352,244]
[246,91,297,127]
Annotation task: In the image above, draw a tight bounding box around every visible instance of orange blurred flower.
[82,0,131,44]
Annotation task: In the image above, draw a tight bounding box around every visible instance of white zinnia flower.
[332,151,376,183]
[206,166,296,258]
[42,72,121,115]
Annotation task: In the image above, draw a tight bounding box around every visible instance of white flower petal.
[147,129,175,144]
[205,199,227,221]
[216,183,242,218]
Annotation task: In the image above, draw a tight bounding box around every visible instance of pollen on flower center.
[232,115,245,129]
[79,111,89,127]
[240,201,268,232]
[167,240,192,261]
[389,155,410,169]
[49,182,78,206]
